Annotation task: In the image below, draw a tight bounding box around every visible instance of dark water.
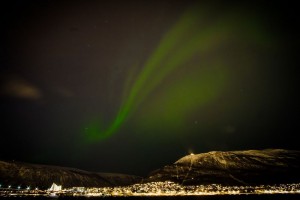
[1,194,300,200]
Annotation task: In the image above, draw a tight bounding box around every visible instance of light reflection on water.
[2,194,300,200]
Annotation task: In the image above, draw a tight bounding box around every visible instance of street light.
[18,186,21,190]
[8,185,11,188]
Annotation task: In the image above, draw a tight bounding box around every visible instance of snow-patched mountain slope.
[148,149,300,185]
[175,149,300,169]
[0,160,141,189]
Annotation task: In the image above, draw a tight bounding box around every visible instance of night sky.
[0,0,299,176]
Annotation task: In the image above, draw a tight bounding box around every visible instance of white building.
[48,183,62,191]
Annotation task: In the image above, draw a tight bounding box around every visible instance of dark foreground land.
[2,194,300,200]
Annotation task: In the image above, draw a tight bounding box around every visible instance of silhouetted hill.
[2,149,299,188]
[0,160,141,189]
[147,149,300,185]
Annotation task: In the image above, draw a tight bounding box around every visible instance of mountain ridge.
[147,149,300,185]
[0,160,141,189]
[1,149,300,188]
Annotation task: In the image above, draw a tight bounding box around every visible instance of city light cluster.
[0,181,300,197]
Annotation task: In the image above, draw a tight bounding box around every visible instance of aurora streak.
[85,6,270,141]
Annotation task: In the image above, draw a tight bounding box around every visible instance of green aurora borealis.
[1,1,299,175]
[84,5,273,141]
